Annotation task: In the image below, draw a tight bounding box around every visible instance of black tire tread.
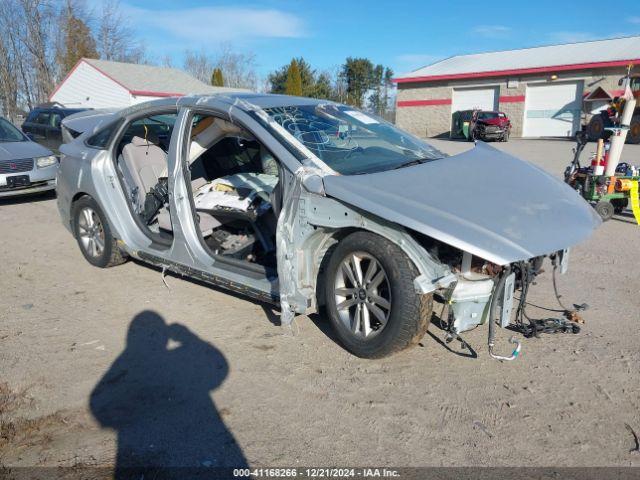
[72,196,128,268]
[324,231,433,358]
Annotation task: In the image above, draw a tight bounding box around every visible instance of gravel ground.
[0,139,639,471]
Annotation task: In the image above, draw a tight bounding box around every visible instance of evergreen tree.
[58,4,98,75]
[284,59,302,96]
[211,67,224,87]
[341,57,375,108]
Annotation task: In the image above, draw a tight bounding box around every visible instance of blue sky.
[117,0,640,77]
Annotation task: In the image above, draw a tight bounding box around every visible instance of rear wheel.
[611,198,629,214]
[324,231,433,358]
[72,196,127,267]
[628,116,640,144]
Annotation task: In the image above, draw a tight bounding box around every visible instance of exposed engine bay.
[413,232,580,361]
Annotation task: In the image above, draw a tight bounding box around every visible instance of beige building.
[394,36,640,139]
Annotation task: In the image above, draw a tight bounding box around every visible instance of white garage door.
[523,82,583,137]
[452,87,498,113]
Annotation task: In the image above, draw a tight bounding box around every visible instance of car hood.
[0,141,52,160]
[323,142,601,265]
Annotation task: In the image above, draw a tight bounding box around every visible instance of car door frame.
[151,103,304,305]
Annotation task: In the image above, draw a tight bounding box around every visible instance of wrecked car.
[56,94,600,358]
[470,110,511,142]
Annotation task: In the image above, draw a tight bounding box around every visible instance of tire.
[72,196,128,268]
[324,231,433,358]
[611,198,629,214]
[628,116,640,145]
[587,114,606,141]
[502,130,510,142]
[594,200,614,221]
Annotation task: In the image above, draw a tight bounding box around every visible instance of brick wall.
[396,68,627,138]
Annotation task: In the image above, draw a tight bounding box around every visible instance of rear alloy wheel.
[628,116,640,145]
[324,231,433,358]
[72,196,127,268]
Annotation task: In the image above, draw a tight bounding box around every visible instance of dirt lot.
[1,139,639,471]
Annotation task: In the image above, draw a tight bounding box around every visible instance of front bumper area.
[477,127,508,140]
[0,164,58,198]
[0,179,57,198]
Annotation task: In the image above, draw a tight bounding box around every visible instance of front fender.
[276,168,453,325]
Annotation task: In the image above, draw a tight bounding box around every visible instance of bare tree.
[0,0,58,111]
[183,50,214,84]
[0,34,20,121]
[214,44,258,90]
[96,0,146,63]
[22,0,58,101]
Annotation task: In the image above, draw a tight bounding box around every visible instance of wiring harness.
[513,257,584,338]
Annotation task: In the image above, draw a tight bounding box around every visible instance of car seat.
[120,136,167,210]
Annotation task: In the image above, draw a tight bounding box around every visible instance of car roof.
[99,93,335,123]
[180,92,332,110]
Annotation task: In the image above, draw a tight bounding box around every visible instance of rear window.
[86,122,119,149]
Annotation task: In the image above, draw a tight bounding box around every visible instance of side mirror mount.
[25,133,35,141]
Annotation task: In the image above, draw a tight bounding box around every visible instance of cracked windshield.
[263,104,445,174]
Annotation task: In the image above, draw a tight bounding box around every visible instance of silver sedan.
[0,117,58,198]
[55,94,600,359]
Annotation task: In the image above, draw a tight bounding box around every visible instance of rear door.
[31,110,51,147]
[22,110,44,143]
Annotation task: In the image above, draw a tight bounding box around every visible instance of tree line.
[0,0,145,121]
[0,0,396,122]
[267,57,395,120]
[184,53,396,119]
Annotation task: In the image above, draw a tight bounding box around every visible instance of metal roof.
[395,36,640,83]
[83,58,247,96]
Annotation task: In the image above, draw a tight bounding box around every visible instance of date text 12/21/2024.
[233,468,401,478]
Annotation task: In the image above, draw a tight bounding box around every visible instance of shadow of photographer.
[90,310,247,478]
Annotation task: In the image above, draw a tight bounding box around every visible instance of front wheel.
[72,196,128,268]
[324,231,433,358]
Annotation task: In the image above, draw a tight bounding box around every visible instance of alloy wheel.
[77,207,105,258]
[334,252,392,338]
